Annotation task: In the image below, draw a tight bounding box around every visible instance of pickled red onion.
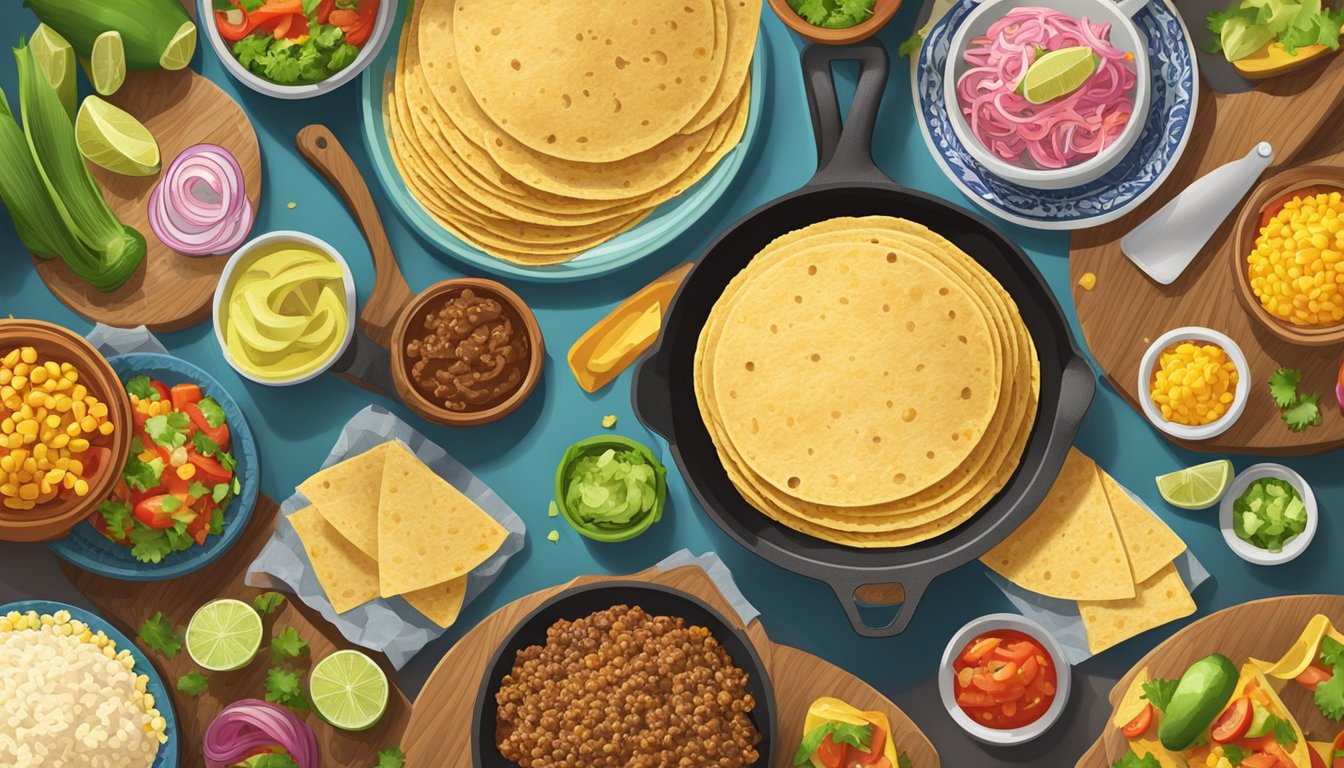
[956,7,1138,170]
[147,143,254,256]
[203,699,317,768]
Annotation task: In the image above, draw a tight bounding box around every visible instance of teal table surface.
[1,2,1340,764]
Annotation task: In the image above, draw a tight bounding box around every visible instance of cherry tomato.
[1298,664,1334,692]
[134,495,185,529]
[189,451,232,486]
[817,734,847,768]
[1211,696,1252,744]
[186,498,214,546]
[169,383,202,411]
[1121,703,1153,738]
[184,402,230,449]
[842,725,886,767]
[149,379,171,403]
[154,446,190,495]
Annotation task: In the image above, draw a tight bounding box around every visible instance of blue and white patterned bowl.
[0,600,179,768]
[913,0,1198,230]
[47,353,259,581]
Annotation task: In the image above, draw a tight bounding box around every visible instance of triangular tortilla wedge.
[1103,470,1186,584]
[982,448,1135,601]
[402,577,469,629]
[377,442,508,597]
[289,505,380,614]
[1079,563,1195,655]
[296,442,391,559]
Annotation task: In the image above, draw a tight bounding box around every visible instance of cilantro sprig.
[377,748,406,768]
[138,612,182,658]
[177,671,208,698]
[788,0,876,29]
[1114,749,1161,768]
[1268,368,1322,433]
[1140,677,1179,713]
[271,626,308,663]
[264,666,310,712]
[1316,637,1344,721]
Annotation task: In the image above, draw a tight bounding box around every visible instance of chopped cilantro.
[160,495,183,514]
[898,31,925,57]
[376,748,406,768]
[213,482,231,503]
[177,671,208,697]
[1321,636,1344,668]
[1140,678,1179,713]
[1268,368,1322,432]
[1269,368,1301,408]
[208,505,225,536]
[792,722,872,765]
[1221,744,1249,767]
[123,453,165,492]
[787,0,875,29]
[197,397,227,429]
[145,412,191,449]
[98,500,132,541]
[271,626,308,663]
[1315,667,1344,720]
[253,592,286,616]
[129,523,194,564]
[1263,713,1298,745]
[1282,392,1322,432]
[188,481,210,500]
[126,376,158,400]
[137,613,182,658]
[1113,749,1161,768]
[264,667,309,711]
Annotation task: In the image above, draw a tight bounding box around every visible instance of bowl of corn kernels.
[1233,165,1344,347]
[0,320,132,542]
[1138,327,1250,441]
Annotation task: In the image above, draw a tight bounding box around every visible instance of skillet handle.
[802,41,893,187]
[1058,354,1097,434]
[631,354,674,440]
[828,573,930,638]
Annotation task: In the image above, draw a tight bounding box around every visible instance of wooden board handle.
[296,125,414,349]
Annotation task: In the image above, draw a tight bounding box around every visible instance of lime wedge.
[159,21,198,71]
[186,598,263,672]
[30,24,76,118]
[309,649,389,731]
[1021,46,1096,105]
[75,96,161,177]
[89,30,126,96]
[1155,459,1234,510]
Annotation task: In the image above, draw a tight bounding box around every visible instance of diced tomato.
[133,407,151,432]
[1121,703,1153,738]
[963,637,1002,664]
[170,383,202,411]
[1332,730,1344,768]
[1211,697,1252,744]
[956,690,996,708]
[1239,755,1281,768]
[1018,655,1040,687]
[215,0,303,41]
[134,495,186,529]
[189,451,232,486]
[868,760,891,768]
[270,13,295,39]
[816,734,846,768]
[154,445,190,496]
[186,498,214,546]
[849,725,886,766]
[1264,741,1297,768]
[328,8,358,24]
[315,0,334,23]
[111,478,131,502]
[149,379,171,403]
[184,402,229,449]
[1297,664,1334,692]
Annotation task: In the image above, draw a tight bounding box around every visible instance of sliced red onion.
[1336,382,1343,411]
[203,699,318,768]
[148,143,254,256]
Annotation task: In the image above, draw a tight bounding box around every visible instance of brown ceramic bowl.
[1231,165,1344,347]
[391,278,545,427]
[767,0,903,44]
[0,320,133,542]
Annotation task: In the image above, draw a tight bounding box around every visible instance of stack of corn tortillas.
[694,216,1040,548]
[982,447,1195,655]
[385,0,760,265]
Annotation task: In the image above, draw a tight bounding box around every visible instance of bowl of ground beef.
[391,278,544,427]
[474,582,776,767]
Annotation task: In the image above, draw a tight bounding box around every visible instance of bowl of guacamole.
[555,436,667,543]
[1220,463,1317,566]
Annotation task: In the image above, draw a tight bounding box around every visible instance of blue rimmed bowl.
[47,353,259,581]
[0,599,179,767]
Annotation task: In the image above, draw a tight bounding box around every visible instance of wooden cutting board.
[1075,595,1344,767]
[403,565,941,768]
[60,496,410,768]
[1070,53,1344,455]
[34,68,262,332]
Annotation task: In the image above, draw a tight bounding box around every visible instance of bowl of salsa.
[939,613,1071,745]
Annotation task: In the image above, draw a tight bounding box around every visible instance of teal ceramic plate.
[360,4,768,282]
[0,600,179,768]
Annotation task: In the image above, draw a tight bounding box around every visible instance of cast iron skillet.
[472,582,777,766]
[632,42,1095,638]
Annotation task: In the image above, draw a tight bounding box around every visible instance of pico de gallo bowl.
[47,354,258,581]
[203,0,395,99]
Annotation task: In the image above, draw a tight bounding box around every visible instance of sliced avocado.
[1158,653,1239,751]
[1245,702,1273,739]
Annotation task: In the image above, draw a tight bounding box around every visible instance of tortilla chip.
[982,448,1135,601]
[402,577,468,629]
[1079,563,1196,655]
[296,443,390,559]
[1102,470,1186,584]
[377,442,508,597]
[289,505,380,614]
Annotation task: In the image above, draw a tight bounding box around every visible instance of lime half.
[186,599,263,672]
[1156,459,1234,510]
[159,21,198,71]
[30,24,76,118]
[89,31,126,96]
[310,649,389,731]
[1021,46,1096,105]
[76,96,160,176]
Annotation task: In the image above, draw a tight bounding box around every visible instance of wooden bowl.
[0,320,132,542]
[391,279,545,428]
[767,0,903,44]
[1231,165,1344,347]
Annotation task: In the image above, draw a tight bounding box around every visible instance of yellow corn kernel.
[176,463,196,480]
[18,347,35,365]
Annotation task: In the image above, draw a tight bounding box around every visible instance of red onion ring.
[148,143,254,256]
[203,699,318,768]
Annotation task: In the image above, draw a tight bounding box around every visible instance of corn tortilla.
[296,442,391,559]
[289,505,381,614]
[1079,563,1195,654]
[1102,470,1187,584]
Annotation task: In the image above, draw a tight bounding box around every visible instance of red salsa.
[951,629,1057,730]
